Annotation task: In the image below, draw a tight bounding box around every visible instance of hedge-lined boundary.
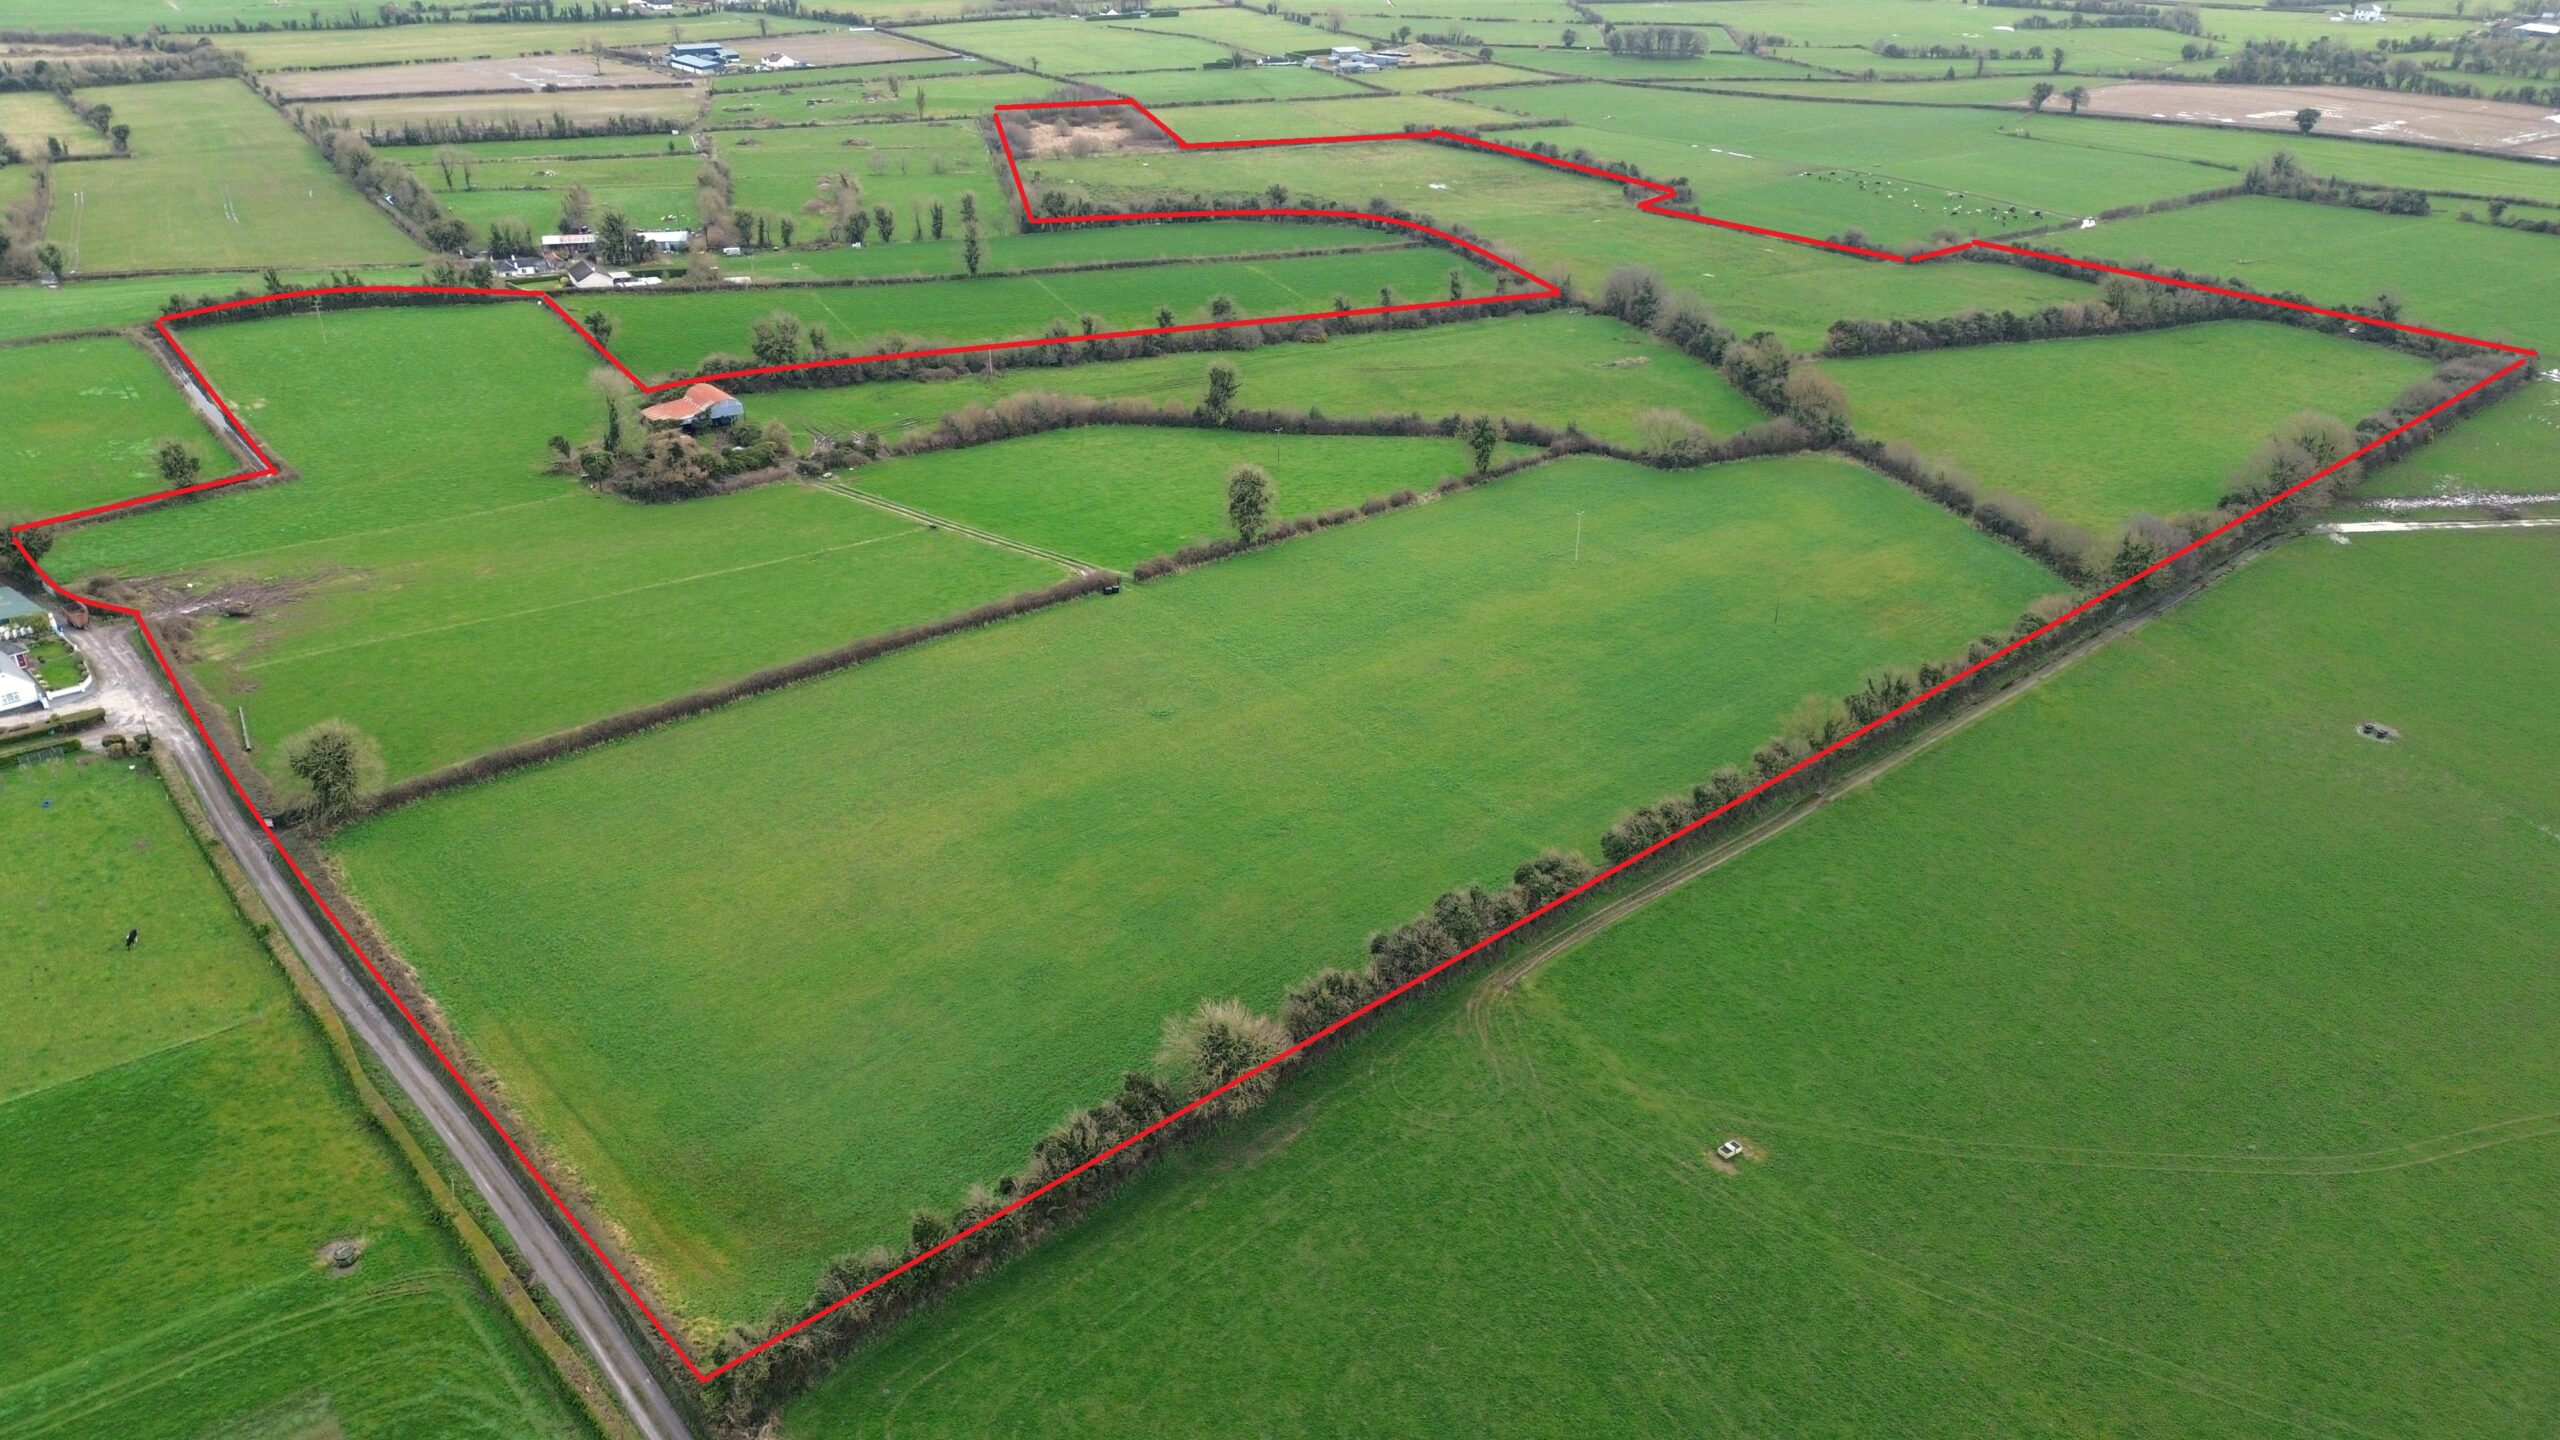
[334,571,1113,825]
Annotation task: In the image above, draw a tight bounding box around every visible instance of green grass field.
[2002,111,2560,208]
[50,80,421,273]
[2353,380,2560,502]
[783,525,2560,1438]
[1146,92,1517,141]
[749,310,1768,447]
[0,335,225,526]
[1082,63,1370,104]
[704,70,1060,127]
[0,756,589,1439]
[2046,196,2560,358]
[1456,83,2237,244]
[1358,60,1542,92]
[296,88,701,135]
[582,246,1500,377]
[1829,321,2436,531]
[44,304,1059,782]
[1033,136,2100,346]
[920,16,1239,73]
[714,58,1006,93]
[1496,46,1815,80]
[852,427,1503,568]
[400,147,705,237]
[0,271,375,346]
[0,91,107,159]
[723,118,993,230]
[1122,7,1339,55]
[714,217,1417,284]
[328,450,2055,1326]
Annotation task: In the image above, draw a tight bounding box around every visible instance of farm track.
[68,628,698,1440]
[817,479,1094,572]
[6,94,2537,1394]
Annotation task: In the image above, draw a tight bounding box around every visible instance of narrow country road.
[72,624,698,1440]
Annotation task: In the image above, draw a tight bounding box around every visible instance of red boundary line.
[7,97,2537,1387]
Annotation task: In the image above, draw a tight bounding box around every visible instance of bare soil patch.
[2069,81,2560,160]
[1015,114,1170,158]
[267,56,686,101]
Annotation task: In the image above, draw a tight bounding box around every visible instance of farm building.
[640,382,744,429]
[0,648,40,715]
[669,41,741,74]
[0,585,50,641]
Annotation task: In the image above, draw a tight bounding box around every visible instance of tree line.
[290,110,466,251]
[692,282,1561,397]
[0,41,234,94]
[697,840,1604,1428]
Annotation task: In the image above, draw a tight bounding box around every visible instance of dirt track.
[2072,81,2560,160]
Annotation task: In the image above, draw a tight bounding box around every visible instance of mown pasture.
[1817,48,2068,75]
[714,217,1420,283]
[0,270,358,346]
[1830,321,2435,533]
[702,70,1059,127]
[0,336,224,525]
[784,527,2560,1440]
[50,80,421,273]
[1334,0,1584,16]
[1457,83,2235,244]
[0,90,106,158]
[712,58,1007,93]
[1078,63,1371,104]
[45,304,1059,782]
[2353,381,2560,503]
[2002,111,2560,208]
[381,131,703,164]
[1494,46,1815,80]
[749,309,1769,447]
[2046,197,2560,357]
[1120,7,1339,55]
[1032,137,2098,345]
[1604,0,2199,65]
[924,16,1239,73]
[292,87,700,135]
[852,427,1511,569]
[1140,92,1517,141]
[580,246,1499,377]
[722,118,994,224]
[0,757,589,1440]
[1691,74,2121,105]
[1358,60,1542,92]
[329,450,2056,1325]
[401,147,705,237]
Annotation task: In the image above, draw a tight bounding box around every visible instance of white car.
[1715,1139,1746,1162]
